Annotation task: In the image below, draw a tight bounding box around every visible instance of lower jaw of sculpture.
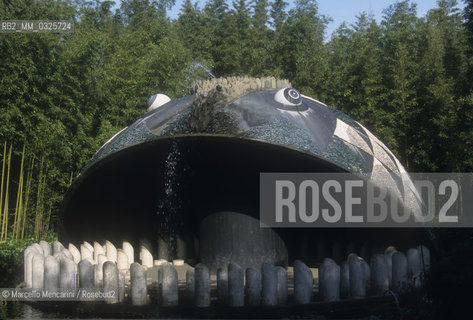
[39,135,430,316]
[22,229,429,318]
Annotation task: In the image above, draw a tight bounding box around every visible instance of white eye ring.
[147,94,171,112]
[274,88,302,106]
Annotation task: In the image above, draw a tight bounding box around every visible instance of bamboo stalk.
[0,142,6,240]
[34,156,45,241]
[21,154,34,239]
[1,144,12,241]
[39,171,48,240]
[14,144,25,240]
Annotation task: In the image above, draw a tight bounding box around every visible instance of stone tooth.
[392,252,408,291]
[130,262,147,306]
[161,264,178,306]
[348,255,366,298]
[32,254,45,289]
[68,244,81,264]
[44,255,59,291]
[228,262,244,307]
[186,269,195,305]
[293,260,313,304]
[103,261,119,304]
[78,259,94,289]
[275,266,288,305]
[319,258,340,302]
[407,247,422,287]
[217,267,228,305]
[194,264,210,307]
[370,254,389,295]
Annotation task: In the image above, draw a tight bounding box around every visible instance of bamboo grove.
[0,0,473,241]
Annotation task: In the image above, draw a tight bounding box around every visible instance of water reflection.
[0,302,60,319]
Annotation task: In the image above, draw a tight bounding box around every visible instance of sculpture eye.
[274,88,302,106]
[147,93,171,112]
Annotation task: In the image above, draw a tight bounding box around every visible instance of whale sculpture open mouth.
[58,77,429,272]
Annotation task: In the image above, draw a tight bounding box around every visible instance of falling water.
[182,62,217,95]
[156,140,185,260]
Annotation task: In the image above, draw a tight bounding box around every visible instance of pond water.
[1,302,62,319]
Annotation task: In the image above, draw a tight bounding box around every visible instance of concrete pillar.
[130,263,147,306]
[59,257,76,289]
[39,240,51,256]
[68,244,81,264]
[123,241,134,266]
[158,238,171,261]
[319,258,340,302]
[385,250,396,289]
[140,246,153,269]
[176,235,188,261]
[53,241,64,255]
[118,271,125,303]
[217,267,228,305]
[161,264,178,306]
[276,266,288,305]
[294,260,312,304]
[348,255,365,298]
[61,249,74,261]
[371,254,389,295]
[94,242,105,264]
[245,267,261,306]
[228,262,244,307]
[80,244,93,262]
[78,259,95,288]
[105,240,117,263]
[94,263,103,288]
[103,261,119,304]
[392,252,408,292]
[117,249,129,271]
[186,269,195,305]
[32,254,44,289]
[25,250,35,287]
[194,264,210,307]
[44,255,59,291]
[261,263,277,306]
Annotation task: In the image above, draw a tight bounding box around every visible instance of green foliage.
[270,0,287,33]
[273,0,330,95]
[0,232,56,287]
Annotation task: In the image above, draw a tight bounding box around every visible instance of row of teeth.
[23,240,430,306]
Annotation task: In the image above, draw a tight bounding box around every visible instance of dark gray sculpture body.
[59,77,427,271]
